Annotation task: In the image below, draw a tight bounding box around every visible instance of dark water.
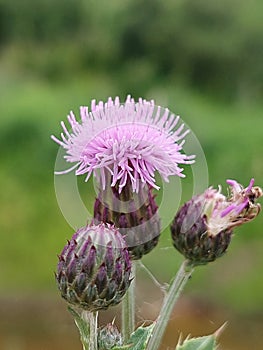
[0,294,262,350]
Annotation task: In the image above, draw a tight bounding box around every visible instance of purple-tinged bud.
[94,178,161,260]
[171,179,262,266]
[56,223,132,311]
[98,322,123,350]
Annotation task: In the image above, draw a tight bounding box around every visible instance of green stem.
[86,311,98,350]
[122,262,136,342]
[70,307,98,350]
[146,260,194,350]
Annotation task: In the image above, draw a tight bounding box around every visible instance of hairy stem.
[70,307,98,350]
[122,262,136,342]
[146,260,194,350]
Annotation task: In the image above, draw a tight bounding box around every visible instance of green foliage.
[0,0,86,43]
[68,307,91,350]
[175,324,225,350]
[112,324,154,350]
[175,334,217,350]
[0,0,263,100]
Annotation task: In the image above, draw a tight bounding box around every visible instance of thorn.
[177,333,183,346]
[214,322,228,339]
[57,254,65,262]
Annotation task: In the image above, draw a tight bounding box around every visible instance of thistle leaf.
[111,323,154,350]
[175,334,217,350]
[68,306,90,340]
[175,324,227,350]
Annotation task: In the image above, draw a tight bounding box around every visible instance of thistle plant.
[52,96,262,350]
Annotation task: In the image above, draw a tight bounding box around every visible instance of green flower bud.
[98,323,123,349]
[56,223,132,311]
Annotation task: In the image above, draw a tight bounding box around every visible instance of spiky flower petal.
[56,223,132,311]
[171,179,262,265]
[52,95,195,193]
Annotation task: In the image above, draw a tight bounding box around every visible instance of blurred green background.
[0,0,263,349]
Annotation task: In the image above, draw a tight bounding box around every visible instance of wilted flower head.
[56,223,132,311]
[171,179,262,265]
[51,95,195,193]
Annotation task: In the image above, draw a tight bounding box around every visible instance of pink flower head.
[51,95,195,193]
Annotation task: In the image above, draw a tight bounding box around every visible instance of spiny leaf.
[112,323,154,350]
[175,324,227,350]
[68,306,91,350]
[127,323,155,350]
[68,306,90,338]
[175,334,217,350]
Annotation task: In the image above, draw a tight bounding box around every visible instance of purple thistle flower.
[171,179,262,265]
[51,95,195,193]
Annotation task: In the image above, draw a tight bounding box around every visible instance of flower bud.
[171,179,262,265]
[98,323,123,350]
[56,223,132,311]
